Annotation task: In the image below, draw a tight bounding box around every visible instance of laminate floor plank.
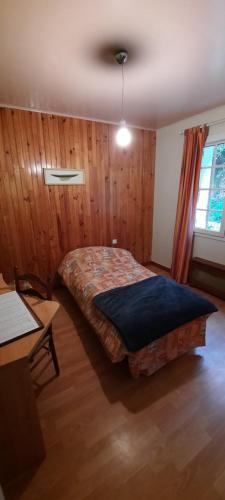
[4,267,225,500]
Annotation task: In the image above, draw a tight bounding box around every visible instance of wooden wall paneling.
[34,112,53,273]
[17,111,32,271]
[100,123,109,246]
[52,117,65,261]
[3,111,31,272]
[143,130,155,263]
[0,111,15,274]
[130,132,139,258]
[71,117,80,246]
[52,116,68,262]
[119,147,127,250]
[95,122,108,247]
[74,118,84,248]
[142,131,150,264]
[59,117,73,251]
[89,121,98,246]
[134,137,141,261]
[0,173,12,275]
[108,126,119,247]
[24,110,45,275]
[0,113,18,271]
[0,172,12,274]
[32,112,52,275]
[67,117,77,249]
[149,131,156,260]
[14,111,34,267]
[48,116,68,257]
[81,119,91,247]
[127,149,133,256]
[18,110,37,271]
[76,119,85,246]
[125,147,133,251]
[103,124,111,247]
[119,127,128,250]
[70,118,79,248]
[93,122,101,244]
[132,131,140,260]
[18,111,38,274]
[0,108,156,281]
[31,111,48,274]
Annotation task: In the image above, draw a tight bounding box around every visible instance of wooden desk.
[0,274,59,484]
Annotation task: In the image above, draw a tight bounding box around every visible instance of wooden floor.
[4,266,225,500]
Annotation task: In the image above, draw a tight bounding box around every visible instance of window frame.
[194,139,225,238]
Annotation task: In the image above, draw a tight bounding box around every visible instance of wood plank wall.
[0,108,156,280]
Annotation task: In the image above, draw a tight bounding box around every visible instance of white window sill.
[194,231,225,242]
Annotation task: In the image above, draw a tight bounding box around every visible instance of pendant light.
[114,50,132,147]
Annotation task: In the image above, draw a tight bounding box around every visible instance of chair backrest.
[14,267,52,300]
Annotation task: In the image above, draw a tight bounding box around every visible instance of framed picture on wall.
[43,168,85,185]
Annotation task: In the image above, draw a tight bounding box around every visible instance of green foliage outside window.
[216,144,225,165]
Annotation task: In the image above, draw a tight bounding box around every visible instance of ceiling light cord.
[114,49,131,147]
[121,63,125,122]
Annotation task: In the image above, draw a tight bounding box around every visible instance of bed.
[58,246,212,378]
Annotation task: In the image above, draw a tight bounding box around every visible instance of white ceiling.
[1,0,225,129]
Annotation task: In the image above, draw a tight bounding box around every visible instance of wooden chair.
[14,267,60,377]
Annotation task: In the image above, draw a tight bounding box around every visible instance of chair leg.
[48,330,60,376]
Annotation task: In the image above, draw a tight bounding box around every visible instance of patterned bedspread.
[58,247,206,377]
[58,247,155,362]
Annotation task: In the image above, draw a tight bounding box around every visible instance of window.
[195,141,225,236]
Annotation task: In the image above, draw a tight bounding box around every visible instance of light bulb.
[116,121,132,147]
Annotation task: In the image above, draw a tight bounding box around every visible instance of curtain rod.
[179,117,225,135]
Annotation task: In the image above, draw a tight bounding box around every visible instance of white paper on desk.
[0,291,41,346]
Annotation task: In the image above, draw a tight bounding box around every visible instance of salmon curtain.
[171,125,209,283]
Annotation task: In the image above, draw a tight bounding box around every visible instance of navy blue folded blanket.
[92,276,217,352]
